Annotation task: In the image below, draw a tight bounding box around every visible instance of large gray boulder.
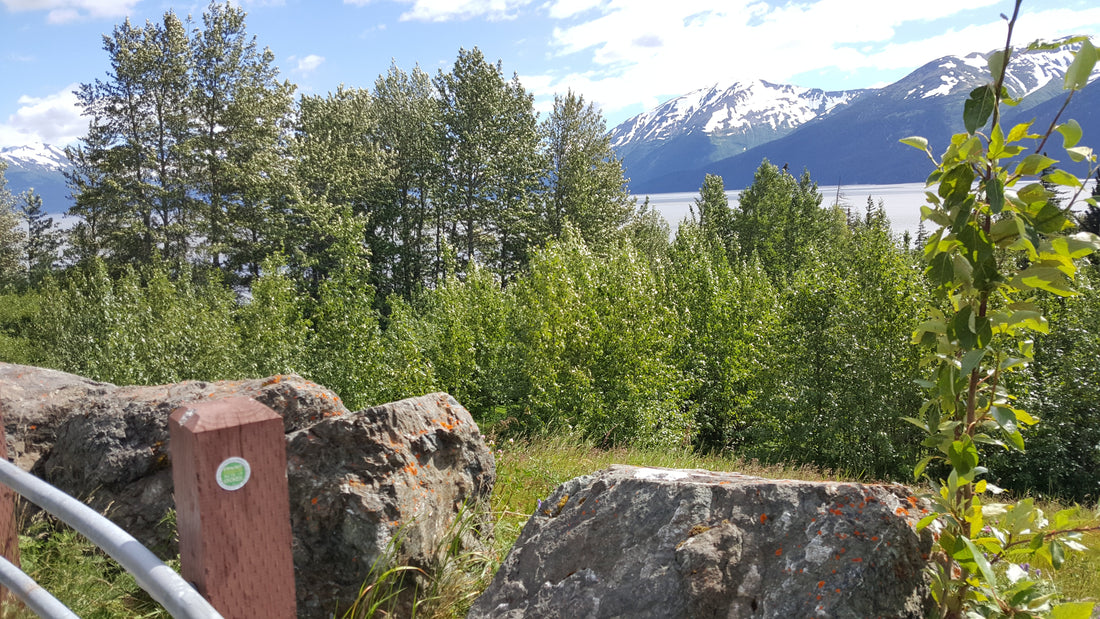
[470,465,931,619]
[288,393,496,616]
[0,363,496,617]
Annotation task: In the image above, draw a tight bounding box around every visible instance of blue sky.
[2,0,1099,149]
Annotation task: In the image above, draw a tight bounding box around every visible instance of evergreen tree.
[20,189,61,283]
[64,133,112,265]
[730,159,836,278]
[624,197,671,267]
[691,173,734,254]
[541,90,633,252]
[292,87,391,289]
[66,2,294,278]
[68,13,193,266]
[1079,168,1100,235]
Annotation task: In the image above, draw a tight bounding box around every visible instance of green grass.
[3,435,1098,618]
[2,518,170,619]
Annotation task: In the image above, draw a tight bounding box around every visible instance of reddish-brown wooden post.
[0,413,21,604]
[169,397,296,619]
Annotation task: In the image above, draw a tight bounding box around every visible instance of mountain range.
[3,40,1099,213]
[0,143,71,214]
[614,40,1100,194]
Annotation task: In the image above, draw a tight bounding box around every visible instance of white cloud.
[344,0,533,21]
[0,84,85,148]
[545,0,604,19]
[289,54,325,76]
[526,0,1100,121]
[0,0,140,23]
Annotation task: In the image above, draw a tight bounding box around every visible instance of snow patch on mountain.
[0,142,70,172]
[903,41,1093,101]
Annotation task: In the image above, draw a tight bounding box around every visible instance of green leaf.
[1006,121,1035,142]
[1064,39,1098,91]
[903,416,930,432]
[1050,232,1100,259]
[1015,154,1057,177]
[928,253,955,286]
[1056,119,1083,148]
[1043,168,1081,188]
[948,437,978,476]
[915,512,941,532]
[1065,145,1094,163]
[1050,602,1096,619]
[1050,539,1065,569]
[900,136,930,151]
[986,177,1005,214]
[960,349,986,376]
[951,305,977,349]
[1018,182,1049,205]
[992,406,1018,433]
[975,316,992,349]
[1006,309,1050,334]
[914,454,935,480]
[988,50,1008,81]
[964,85,997,134]
[958,537,997,585]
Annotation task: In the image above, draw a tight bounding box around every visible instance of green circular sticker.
[216,457,251,491]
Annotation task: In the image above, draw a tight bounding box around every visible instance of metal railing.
[0,458,223,619]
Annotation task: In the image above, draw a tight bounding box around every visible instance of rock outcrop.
[470,465,932,619]
[288,393,495,616]
[0,363,495,617]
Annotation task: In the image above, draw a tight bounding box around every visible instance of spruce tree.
[20,189,61,283]
[1079,168,1100,235]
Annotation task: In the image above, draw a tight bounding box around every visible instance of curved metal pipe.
[0,459,222,619]
[0,555,80,619]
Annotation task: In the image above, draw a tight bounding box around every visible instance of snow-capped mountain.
[610,79,865,149]
[0,142,70,172]
[610,80,867,187]
[1,142,73,214]
[619,38,1100,193]
[886,42,1094,104]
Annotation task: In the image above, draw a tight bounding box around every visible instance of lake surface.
[638,182,929,239]
[639,178,1099,240]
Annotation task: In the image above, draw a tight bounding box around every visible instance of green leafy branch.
[901,2,1100,617]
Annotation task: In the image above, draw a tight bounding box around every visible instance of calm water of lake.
[639,179,1098,240]
[638,182,929,239]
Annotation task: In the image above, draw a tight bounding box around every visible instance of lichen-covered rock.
[0,363,348,552]
[470,465,931,619]
[287,393,496,617]
[0,363,496,617]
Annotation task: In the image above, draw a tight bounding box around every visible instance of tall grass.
[2,435,1097,617]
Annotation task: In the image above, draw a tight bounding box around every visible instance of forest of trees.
[1,1,1099,502]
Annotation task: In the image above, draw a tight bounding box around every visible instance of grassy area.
[3,436,1098,617]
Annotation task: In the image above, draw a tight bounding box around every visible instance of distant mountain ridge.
[1,142,72,214]
[609,79,868,189]
[616,39,1100,193]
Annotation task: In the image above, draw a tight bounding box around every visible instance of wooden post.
[0,414,20,604]
[169,397,296,619]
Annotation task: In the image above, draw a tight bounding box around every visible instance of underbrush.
[2,435,1097,618]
